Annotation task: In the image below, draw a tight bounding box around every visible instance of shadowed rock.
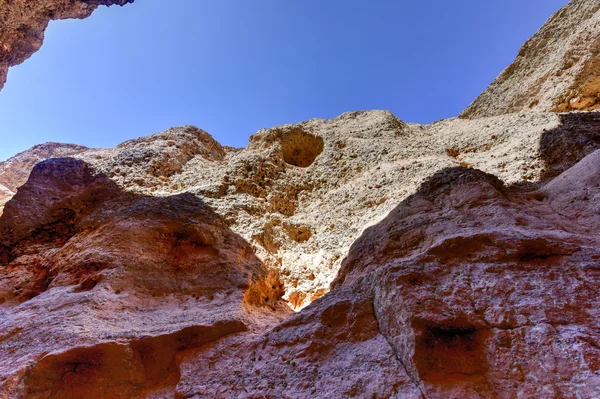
[0,158,288,398]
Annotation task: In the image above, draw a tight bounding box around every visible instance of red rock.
[173,152,600,398]
[0,158,286,397]
[1,0,600,397]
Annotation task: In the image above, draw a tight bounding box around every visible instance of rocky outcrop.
[3,112,600,311]
[0,158,288,397]
[2,0,600,397]
[461,0,600,118]
[0,0,134,91]
[173,150,600,398]
[2,111,600,398]
[0,143,88,214]
[77,110,600,310]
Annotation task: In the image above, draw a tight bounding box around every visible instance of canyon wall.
[1,0,600,398]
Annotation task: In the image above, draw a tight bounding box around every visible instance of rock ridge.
[461,0,600,118]
[1,0,600,397]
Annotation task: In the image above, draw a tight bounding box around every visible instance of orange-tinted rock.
[172,152,600,398]
[338,154,600,398]
[176,286,421,398]
[461,0,600,117]
[0,158,287,397]
[2,0,600,397]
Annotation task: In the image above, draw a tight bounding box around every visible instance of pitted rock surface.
[1,0,600,398]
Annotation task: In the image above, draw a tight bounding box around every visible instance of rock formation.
[462,0,600,118]
[0,158,287,398]
[0,0,134,91]
[0,143,88,214]
[175,152,600,398]
[2,0,600,398]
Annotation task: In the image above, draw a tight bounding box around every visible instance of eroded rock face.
[0,143,88,214]
[170,150,600,398]
[171,151,600,398]
[2,0,600,398]
[3,101,600,399]
[0,0,134,91]
[0,158,287,397]
[75,110,600,310]
[462,0,600,118]
[3,123,599,398]
[338,157,600,397]
[3,112,600,312]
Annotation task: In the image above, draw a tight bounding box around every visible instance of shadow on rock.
[0,157,289,398]
[539,111,600,179]
[328,159,600,398]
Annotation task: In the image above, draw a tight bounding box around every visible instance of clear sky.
[0,0,568,161]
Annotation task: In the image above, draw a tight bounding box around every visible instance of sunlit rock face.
[174,151,600,399]
[461,0,600,118]
[334,156,600,398]
[2,0,600,397]
[0,158,287,398]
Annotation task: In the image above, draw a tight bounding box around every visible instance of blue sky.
[0,0,568,161]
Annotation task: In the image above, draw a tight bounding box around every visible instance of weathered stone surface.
[337,155,600,397]
[3,110,600,399]
[74,110,600,310]
[2,0,600,398]
[0,143,88,214]
[2,112,600,311]
[0,158,287,397]
[462,0,600,118]
[171,150,600,398]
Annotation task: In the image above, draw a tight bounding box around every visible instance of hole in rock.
[244,270,285,307]
[413,322,489,384]
[74,274,103,292]
[0,243,12,265]
[514,238,576,263]
[284,223,312,243]
[281,129,324,168]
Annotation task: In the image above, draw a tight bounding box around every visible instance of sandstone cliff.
[1,0,600,398]
[462,0,600,117]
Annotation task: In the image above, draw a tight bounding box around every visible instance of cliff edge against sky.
[1,1,600,398]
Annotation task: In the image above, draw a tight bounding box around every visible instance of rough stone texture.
[73,111,600,309]
[2,111,600,397]
[0,158,288,398]
[0,0,135,91]
[0,143,88,214]
[461,0,600,118]
[174,151,600,399]
[339,154,600,398]
[2,112,600,310]
[2,0,600,398]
